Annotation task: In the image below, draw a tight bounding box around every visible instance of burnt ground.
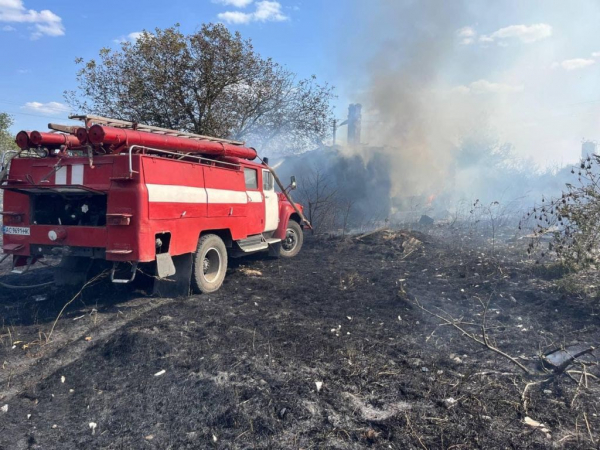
[0,228,599,449]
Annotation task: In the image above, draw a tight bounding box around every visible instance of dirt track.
[0,230,599,449]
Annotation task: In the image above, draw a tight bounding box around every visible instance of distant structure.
[347,103,362,146]
[582,140,597,159]
[332,103,362,147]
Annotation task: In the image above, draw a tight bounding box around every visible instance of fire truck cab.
[1,116,308,296]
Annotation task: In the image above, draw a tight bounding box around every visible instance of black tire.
[191,234,228,294]
[279,220,303,258]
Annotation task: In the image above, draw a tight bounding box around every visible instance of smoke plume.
[338,1,499,202]
[331,0,569,213]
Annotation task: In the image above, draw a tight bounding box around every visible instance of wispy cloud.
[486,23,552,44]
[0,0,64,39]
[217,11,250,24]
[22,101,69,116]
[213,0,253,7]
[461,23,552,46]
[217,1,288,24]
[553,58,595,71]
[456,26,475,45]
[2,24,15,31]
[114,31,144,44]
[453,80,524,94]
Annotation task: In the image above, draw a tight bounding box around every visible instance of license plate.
[2,226,30,236]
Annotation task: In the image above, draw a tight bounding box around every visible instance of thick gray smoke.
[328,0,568,216]
[276,0,588,228]
[342,1,474,201]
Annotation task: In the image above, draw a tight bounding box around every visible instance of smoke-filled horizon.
[326,0,600,208]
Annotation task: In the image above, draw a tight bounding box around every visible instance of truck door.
[244,167,265,235]
[262,169,279,232]
[204,165,247,218]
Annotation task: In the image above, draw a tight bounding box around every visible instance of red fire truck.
[1,115,309,296]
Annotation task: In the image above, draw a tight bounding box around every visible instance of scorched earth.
[0,229,598,449]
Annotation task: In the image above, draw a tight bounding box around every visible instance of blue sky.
[0,1,338,129]
[1,0,600,167]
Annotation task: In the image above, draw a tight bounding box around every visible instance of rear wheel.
[191,234,228,294]
[279,220,303,258]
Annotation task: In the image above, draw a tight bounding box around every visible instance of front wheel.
[191,234,228,294]
[279,220,304,258]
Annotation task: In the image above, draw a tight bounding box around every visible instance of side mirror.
[290,176,297,190]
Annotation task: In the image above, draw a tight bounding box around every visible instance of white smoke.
[332,0,599,209]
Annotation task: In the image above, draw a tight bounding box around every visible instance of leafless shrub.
[295,164,369,236]
[469,199,518,253]
[521,155,600,269]
[339,198,355,237]
[297,166,338,234]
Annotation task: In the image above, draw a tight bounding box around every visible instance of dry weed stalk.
[521,379,550,413]
[404,412,427,450]
[584,412,595,444]
[414,297,531,375]
[46,271,108,343]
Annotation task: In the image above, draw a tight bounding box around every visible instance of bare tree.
[297,166,338,234]
[66,24,334,154]
[340,198,355,237]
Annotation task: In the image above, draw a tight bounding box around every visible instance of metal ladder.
[69,114,245,146]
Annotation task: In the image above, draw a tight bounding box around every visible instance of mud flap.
[268,242,282,258]
[156,253,176,278]
[152,253,192,298]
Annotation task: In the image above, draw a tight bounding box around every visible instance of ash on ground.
[0,226,598,449]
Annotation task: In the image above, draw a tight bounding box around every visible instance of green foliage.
[0,112,18,151]
[67,23,335,154]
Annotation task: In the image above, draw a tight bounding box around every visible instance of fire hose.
[0,281,54,290]
[0,254,54,289]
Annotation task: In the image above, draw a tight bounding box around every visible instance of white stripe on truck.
[147,184,208,203]
[246,191,263,202]
[146,184,257,204]
[207,188,248,204]
[55,166,67,185]
[71,164,84,185]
